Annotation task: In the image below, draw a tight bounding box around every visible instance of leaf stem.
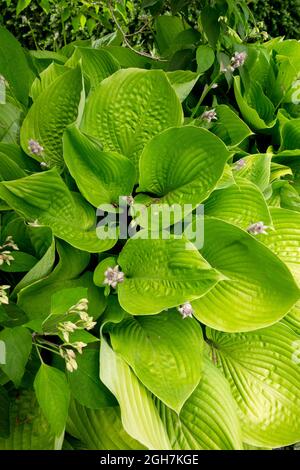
[191,74,221,118]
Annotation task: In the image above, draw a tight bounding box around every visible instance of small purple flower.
[104,265,125,289]
[230,51,247,70]
[178,302,194,319]
[28,139,44,156]
[201,108,217,123]
[247,221,269,235]
[234,158,246,170]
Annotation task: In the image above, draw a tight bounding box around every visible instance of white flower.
[85,319,97,330]
[211,83,218,89]
[66,357,78,372]
[28,139,44,156]
[40,161,49,169]
[247,221,269,235]
[104,265,125,289]
[3,236,19,251]
[0,251,14,266]
[178,302,194,319]
[66,348,76,359]
[79,311,89,322]
[27,219,41,227]
[234,158,246,170]
[230,51,247,70]
[73,342,87,354]
[201,108,217,123]
[62,331,69,343]
[63,321,78,332]
[0,285,10,305]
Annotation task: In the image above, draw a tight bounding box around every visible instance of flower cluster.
[222,51,247,73]
[28,139,44,156]
[247,221,269,235]
[0,236,19,266]
[0,285,10,305]
[201,109,217,123]
[104,265,125,289]
[59,342,87,372]
[178,302,194,319]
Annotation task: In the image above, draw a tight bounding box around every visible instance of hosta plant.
[0,10,300,451]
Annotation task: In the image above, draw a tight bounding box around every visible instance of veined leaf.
[0,169,116,252]
[30,63,68,101]
[20,66,83,168]
[282,300,300,335]
[100,339,171,450]
[204,177,272,231]
[63,125,135,207]
[81,68,183,173]
[157,356,242,450]
[167,71,200,102]
[196,45,215,73]
[0,326,32,386]
[210,105,252,147]
[280,118,300,151]
[110,310,204,413]
[192,217,300,332]
[67,399,145,450]
[207,323,300,447]
[118,234,222,315]
[232,153,272,192]
[0,102,22,144]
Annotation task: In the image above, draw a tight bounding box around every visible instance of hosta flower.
[234,158,246,170]
[211,83,218,89]
[201,109,217,123]
[104,265,125,289]
[247,221,269,235]
[40,161,49,169]
[28,139,44,156]
[230,51,247,70]
[0,285,10,305]
[121,195,134,206]
[178,302,194,319]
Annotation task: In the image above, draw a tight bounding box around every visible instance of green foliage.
[0,1,300,451]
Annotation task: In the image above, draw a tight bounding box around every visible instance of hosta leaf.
[138,126,230,220]
[207,323,300,447]
[167,71,200,102]
[100,339,171,450]
[204,177,272,231]
[30,63,68,101]
[81,68,183,173]
[34,364,70,436]
[232,153,272,192]
[157,356,242,450]
[0,102,22,144]
[66,47,120,91]
[0,26,34,106]
[63,125,135,207]
[117,234,222,315]
[67,399,145,450]
[210,105,252,147]
[109,310,204,413]
[0,390,56,450]
[0,326,32,386]
[67,348,116,409]
[234,76,276,131]
[20,66,83,168]
[280,118,300,151]
[258,207,300,285]
[282,300,300,335]
[0,169,116,252]
[192,217,299,332]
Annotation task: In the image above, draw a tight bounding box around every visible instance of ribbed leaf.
[167,71,200,102]
[81,68,183,173]
[63,125,135,207]
[282,301,300,335]
[207,323,300,447]
[192,217,300,332]
[67,399,145,450]
[118,234,222,315]
[210,105,252,147]
[20,67,83,167]
[110,310,204,412]
[0,326,32,386]
[0,169,116,252]
[280,118,300,151]
[0,102,22,144]
[100,339,171,450]
[204,177,272,230]
[233,153,271,192]
[157,356,242,450]
[30,63,67,101]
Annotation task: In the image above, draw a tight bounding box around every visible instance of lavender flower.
[247,221,269,235]
[230,51,247,70]
[234,158,246,170]
[178,302,194,319]
[201,108,217,123]
[104,265,125,289]
[28,139,44,156]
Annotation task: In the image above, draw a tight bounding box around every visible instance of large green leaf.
[65,47,120,91]
[232,153,272,192]
[154,15,186,56]
[110,310,203,413]
[0,326,32,386]
[34,364,70,436]
[138,126,230,215]
[100,339,171,449]
[192,217,299,332]
[67,399,145,450]
[0,26,34,106]
[0,390,56,450]
[118,234,222,315]
[81,68,183,173]
[196,44,215,73]
[210,105,252,147]
[63,125,135,207]
[157,356,242,449]
[0,102,22,144]
[167,71,200,102]
[207,323,300,447]
[20,66,83,168]
[258,207,300,285]
[280,118,300,151]
[282,300,300,335]
[0,169,116,252]
[204,177,272,231]
[30,62,68,101]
